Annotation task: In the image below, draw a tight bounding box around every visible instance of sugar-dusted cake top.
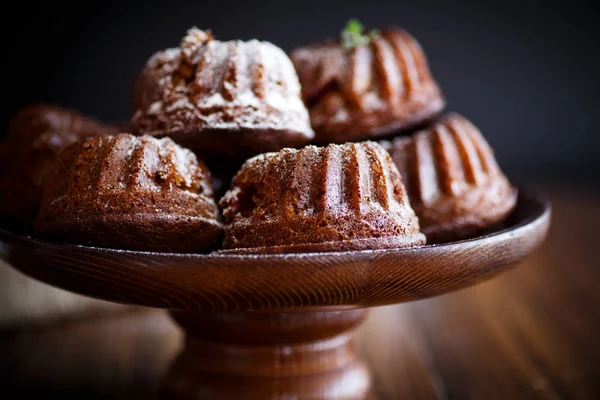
[131,27,314,154]
[381,113,517,242]
[291,23,444,143]
[220,141,425,253]
[35,134,222,252]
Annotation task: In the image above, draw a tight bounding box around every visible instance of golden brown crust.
[35,134,222,252]
[291,27,444,143]
[131,28,314,156]
[0,104,118,227]
[219,141,425,253]
[381,113,517,243]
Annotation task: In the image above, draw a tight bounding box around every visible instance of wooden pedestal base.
[0,189,550,398]
[161,309,371,399]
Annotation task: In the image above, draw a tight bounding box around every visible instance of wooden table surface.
[1,186,598,399]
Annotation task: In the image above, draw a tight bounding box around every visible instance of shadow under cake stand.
[0,189,550,399]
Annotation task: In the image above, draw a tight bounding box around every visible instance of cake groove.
[381,113,517,242]
[219,141,425,254]
[35,134,221,252]
[291,27,444,143]
[132,28,313,157]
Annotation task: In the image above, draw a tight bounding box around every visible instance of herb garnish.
[341,19,379,49]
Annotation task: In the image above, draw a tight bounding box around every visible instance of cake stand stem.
[161,309,372,399]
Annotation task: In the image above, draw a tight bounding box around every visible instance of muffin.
[291,21,444,143]
[380,113,517,243]
[35,134,222,252]
[219,141,425,254]
[0,104,118,227]
[131,27,314,158]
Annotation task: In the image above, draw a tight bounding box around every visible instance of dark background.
[5,0,599,185]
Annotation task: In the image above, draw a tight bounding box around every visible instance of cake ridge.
[344,143,363,212]
[220,41,242,102]
[365,143,393,209]
[291,26,444,143]
[322,144,343,213]
[132,28,313,156]
[291,146,322,214]
[373,36,401,104]
[101,134,138,191]
[249,41,267,99]
[414,132,438,205]
[65,134,210,201]
[219,141,425,253]
[433,122,466,195]
[36,133,221,252]
[294,28,433,103]
[357,143,376,213]
[445,118,483,185]
[144,28,307,111]
[380,113,517,242]
[387,29,419,92]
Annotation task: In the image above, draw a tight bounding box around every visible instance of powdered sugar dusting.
[219,142,424,250]
[290,27,444,141]
[131,28,313,140]
[147,48,181,68]
[181,27,213,65]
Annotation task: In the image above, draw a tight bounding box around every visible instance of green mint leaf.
[341,19,380,50]
[345,18,364,34]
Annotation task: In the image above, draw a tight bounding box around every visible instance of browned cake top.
[291,27,444,142]
[0,104,118,224]
[381,113,517,241]
[38,133,218,219]
[131,28,313,140]
[219,141,425,252]
[34,133,222,252]
[7,104,115,155]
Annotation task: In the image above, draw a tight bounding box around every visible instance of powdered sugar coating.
[35,134,222,252]
[219,141,425,253]
[380,113,517,242]
[131,28,314,153]
[291,27,444,143]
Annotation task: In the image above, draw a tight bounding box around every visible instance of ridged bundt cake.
[291,24,444,143]
[35,134,222,252]
[219,141,425,254]
[380,113,517,243]
[131,27,314,158]
[0,104,118,227]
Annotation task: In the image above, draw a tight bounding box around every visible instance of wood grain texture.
[0,188,550,398]
[0,188,596,399]
[0,189,549,313]
[162,310,371,399]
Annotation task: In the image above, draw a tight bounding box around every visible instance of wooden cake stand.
[0,189,550,399]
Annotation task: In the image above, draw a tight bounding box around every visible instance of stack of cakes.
[289,21,516,245]
[1,22,517,254]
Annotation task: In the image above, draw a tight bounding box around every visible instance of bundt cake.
[0,104,118,227]
[35,134,222,252]
[219,141,426,254]
[291,21,444,143]
[131,27,314,158]
[380,113,517,243]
